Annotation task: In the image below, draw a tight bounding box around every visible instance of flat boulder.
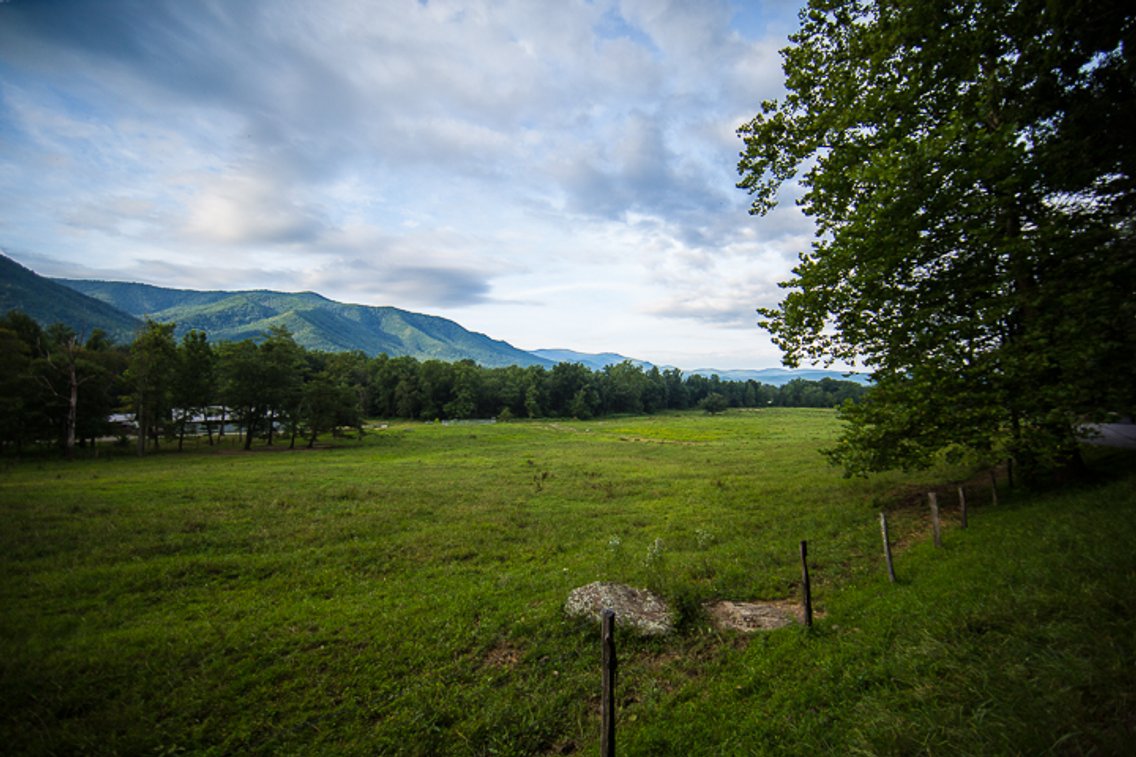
[564,582,672,636]
[705,600,800,632]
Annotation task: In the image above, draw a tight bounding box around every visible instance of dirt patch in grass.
[483,640,522,669]
[704,599,804,632]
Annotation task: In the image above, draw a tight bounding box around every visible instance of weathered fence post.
[990,470,999,507]
[799,540,813,627]
[879,512,897,583]
[958,485,968,529]
[929,492,942,548]
[601,609,616,757]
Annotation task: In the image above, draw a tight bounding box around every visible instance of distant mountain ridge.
[529,349,655,372]
[55,278,553,369]
[688,367,871,386]
[527,349,869,386]
[2,251,868,383]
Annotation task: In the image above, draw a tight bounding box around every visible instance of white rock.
[564,581,672,636]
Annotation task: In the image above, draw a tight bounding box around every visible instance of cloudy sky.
[0,0,814,370]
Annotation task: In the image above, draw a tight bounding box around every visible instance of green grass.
[1,409,1133,754]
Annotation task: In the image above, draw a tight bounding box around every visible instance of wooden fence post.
[800,540,813,627]
[990,470,999,507]
[929,492,942,548]
[879,512,897,583]
[601,609,616,757]
[958,485,968,529]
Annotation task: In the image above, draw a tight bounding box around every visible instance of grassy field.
[2,409,1133,754]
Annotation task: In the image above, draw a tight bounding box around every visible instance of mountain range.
[1,252,869,384]
[56,277,551,369]
[529,349,655,372]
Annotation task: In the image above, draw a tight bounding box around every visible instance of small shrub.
[668,584,707,634]
[699,393,729,415]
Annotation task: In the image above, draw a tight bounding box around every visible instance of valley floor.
[2,410,1133,754]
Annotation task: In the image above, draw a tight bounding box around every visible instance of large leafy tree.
[35,324,119,457]
[258,326,305,446]
[71,329,125,449]
[216,339,265,451]
[738,0,1136,480]
[0,311,47,451]
[171,330,216,450]
[126,320,178,456]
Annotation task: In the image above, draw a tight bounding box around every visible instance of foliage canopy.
[739,0,1136,479]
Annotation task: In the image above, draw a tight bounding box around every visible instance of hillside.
[0,254,142,343]
[55,279,554,368]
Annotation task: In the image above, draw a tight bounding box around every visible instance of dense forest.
[0,309,866,455]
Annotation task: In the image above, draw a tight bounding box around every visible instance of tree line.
[0,309,866,456]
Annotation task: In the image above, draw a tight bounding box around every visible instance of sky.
[0,0,815,370]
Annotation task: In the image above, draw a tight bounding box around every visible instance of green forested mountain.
[51,278,235,315]
[0,254,142,343]
[55,278,553,368]
[4,253,868,380]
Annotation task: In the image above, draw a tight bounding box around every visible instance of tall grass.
[1,410,1132,754]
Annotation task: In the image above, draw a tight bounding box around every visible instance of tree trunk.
[1053,425,1090,484]
[136,395,147,457]
[65,363,78,458]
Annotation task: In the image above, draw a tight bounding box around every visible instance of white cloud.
[0,0,811,369]
[182,170,330,246]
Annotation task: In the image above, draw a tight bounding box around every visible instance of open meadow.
[2,408,1134,754]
